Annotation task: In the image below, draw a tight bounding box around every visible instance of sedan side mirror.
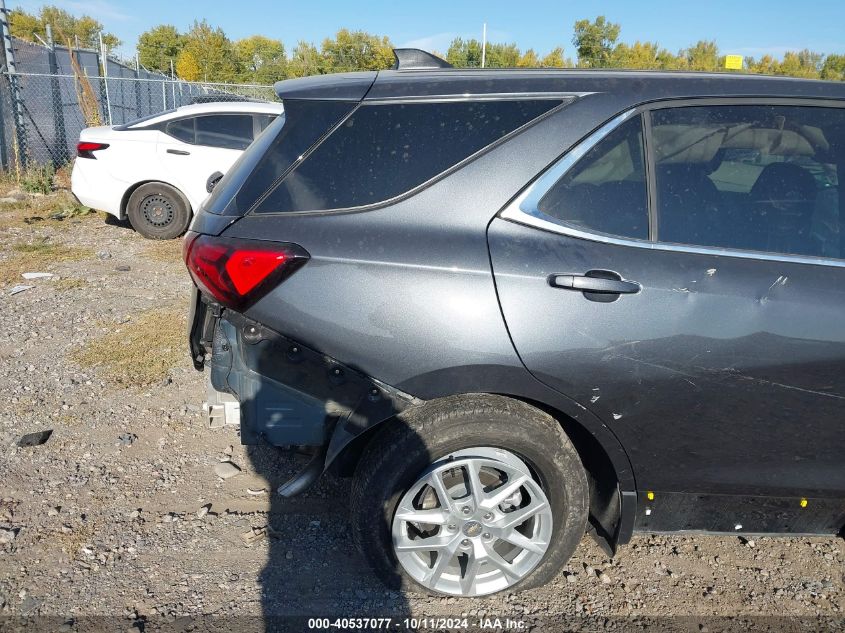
[206,171,224,193]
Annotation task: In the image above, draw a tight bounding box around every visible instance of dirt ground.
[0,188,843,631]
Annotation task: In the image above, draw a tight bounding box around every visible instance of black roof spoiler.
[392,48,453,70]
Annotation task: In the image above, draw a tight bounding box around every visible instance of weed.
[1,239,93,285]
[53,277,88,291]
[20,163,55,195]
[71,306,188,387]
[142,238,183,263]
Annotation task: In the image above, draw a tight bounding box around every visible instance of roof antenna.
[392,48,453,70]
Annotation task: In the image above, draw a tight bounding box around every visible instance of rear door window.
[652,104,845,259]
[164,118,195,143]
[195,114,255,150]
[253,99,563,213]
[535,115,649,240]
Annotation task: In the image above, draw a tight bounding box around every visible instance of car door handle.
[167,148,190,155]
[549,272,641,294]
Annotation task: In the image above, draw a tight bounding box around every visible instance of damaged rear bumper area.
[191,294,419,494]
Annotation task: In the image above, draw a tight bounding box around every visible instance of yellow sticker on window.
[724,55,743,70]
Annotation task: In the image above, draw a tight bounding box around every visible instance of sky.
[17,0,845,60]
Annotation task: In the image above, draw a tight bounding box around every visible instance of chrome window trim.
[500,105,845,270]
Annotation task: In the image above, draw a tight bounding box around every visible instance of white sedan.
[71,101,284,239]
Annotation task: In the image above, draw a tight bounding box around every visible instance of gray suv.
[184,50,845,597]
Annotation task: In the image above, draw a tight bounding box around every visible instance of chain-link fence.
[0,37,277,169]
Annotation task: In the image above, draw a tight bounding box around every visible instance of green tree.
[747,55,779,75]
[681,40,720,71]
[137,25,184,74]
[320,29,394,72]
[821,53,845,81]
[9,5,120,49]
[540,47,571,68]
[484,42,521,68]
[446,37,483,67]
[287,41,322,77]
[517,49,540,67]
[610,41,667,69]
[776,49,822,78]
[572,16,620,67]
[180,20,237,82]
[235,35,287,83]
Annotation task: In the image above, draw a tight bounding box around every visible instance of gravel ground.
[0,190,843,631]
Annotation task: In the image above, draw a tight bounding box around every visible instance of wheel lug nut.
[483,532,491,540]
[483,512,493,521]
[447,524,457,532]
[460,539,471,548]
[461,506,472,515]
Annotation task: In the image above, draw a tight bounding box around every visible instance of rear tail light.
[183,233,309,311]
[77,141,110,158]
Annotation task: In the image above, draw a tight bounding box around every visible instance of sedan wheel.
[126,182,191,240]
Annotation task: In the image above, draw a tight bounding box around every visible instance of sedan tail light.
[76,141,110,158]
[183,233,309,311]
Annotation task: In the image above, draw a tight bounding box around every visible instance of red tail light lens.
[77,141,110,158]
[183,233,309,311]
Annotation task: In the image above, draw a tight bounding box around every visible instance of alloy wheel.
[391,447,554,596]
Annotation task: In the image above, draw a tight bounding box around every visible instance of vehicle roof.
[275,68,845,103]
[126,100,283,128]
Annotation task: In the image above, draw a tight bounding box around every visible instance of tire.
[126,182,191,240]
[350,394,589,597]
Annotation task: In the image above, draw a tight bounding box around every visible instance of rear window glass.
[204,100,355,216]
[253,99,562,213]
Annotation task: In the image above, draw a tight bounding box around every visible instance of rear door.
[489,101,845,508]
[157,113,261,208]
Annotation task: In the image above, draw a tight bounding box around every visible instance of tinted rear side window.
[536,115,649,240]
[195,114,254,150]
[254,99,562,213]
[165,118,195,143]
[653,105,845,259]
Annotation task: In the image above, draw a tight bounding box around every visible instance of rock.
[240,528,266,546]
[214,461,241,480]
[599,572,612,584]
[566,573,577,584]
[197,504,211,519]
[0,528,16,544]
[20,595,40,615]
[96,251,112,260]
[114,265,131,272]
[118,432,136,446]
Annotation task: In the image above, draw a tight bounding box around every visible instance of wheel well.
[120,180,192,220]
[517,396,624,551]
[330,392,626,549]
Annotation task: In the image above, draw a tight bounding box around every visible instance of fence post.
[46,24,69,165]
[133,54,142,117]
[99,32,112,125]
[0,0,27,168]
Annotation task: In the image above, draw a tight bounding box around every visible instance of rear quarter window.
[253,99,563,213]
